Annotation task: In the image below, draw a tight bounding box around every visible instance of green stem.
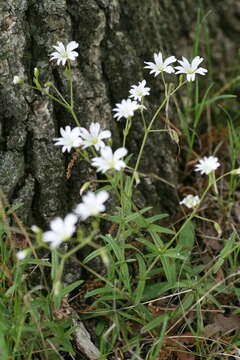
[51,84,69,106]
[69,106,80,126]
[68,61,74,108]
[130,80,186,188]
[123,116,132,147]
[209,171,218,196]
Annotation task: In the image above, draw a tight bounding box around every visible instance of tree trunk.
[0,0,238,226]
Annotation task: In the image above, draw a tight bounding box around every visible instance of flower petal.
[114,147,128,160]
[66,41,79,52]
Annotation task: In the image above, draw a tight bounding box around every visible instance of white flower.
[79,123,111,151]
[91,146,127,173]
[175,56,207,82]
[129,80,150,101]
[50,41,79,66]
[31,225,41,233]
[113,99,139,121]
[75,191,109,220]
[144,52,176,77]
[54,126,82,153]
[43,213,78,249]
[195,156,220,175]
[180,195,200,209]
[16,250,28,260]
[13,75,23,85]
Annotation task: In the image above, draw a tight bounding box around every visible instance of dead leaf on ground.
[204,313,240,337]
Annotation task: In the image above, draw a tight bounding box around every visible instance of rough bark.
[0,0,239,226]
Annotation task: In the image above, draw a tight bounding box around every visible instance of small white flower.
[129,80,150,101]
[144,52,176,77]
[113,99,139,121]
[16,250,28,260]
[54,126,82,153]
[175,56,207,82]
[195,156,220,175]
[50,41,79,66]
[13,75,23,85]
[180,195,200,209]
[75,191,109,220]
[43,213,78,249]
[91,146,127,173]
[79,123,111,151]
[31,225,41,233]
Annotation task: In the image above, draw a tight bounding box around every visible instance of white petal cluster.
[43,214,78,249]
[54,126,82,153]
[79,122,111,151]
[195,156,220,175]
[175,56,207,82]
[144,52,176,77]
[75,191,109,220]
[129,80,150,101]
[50,41,79,66]
[91,146,127,173]
[113,99,139,121]
[16,250,28,260]
[13,75,23,85]
[180,195,200,209]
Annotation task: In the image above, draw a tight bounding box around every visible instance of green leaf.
[159,255,176,284]
[136,237,158,253]
[58,280,84,298]
[178,220,195,251]
[134,255,147,305]
[212,232,237,273]
[146,214,169,224]
[85,286,114,299]
[140,314,166,334]
[204,94,236,106]
[124,207,152,223]
[148,223,175,234]
[83,245,110,264]
[20,259,52,267]
[163,247,186,260]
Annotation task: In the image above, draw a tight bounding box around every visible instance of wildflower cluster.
[144,52,207,82]
[39,190,110,250]
[17,41,229,262]
[180,156,221,208]
[10,35,240,360]
[14,41,212,257]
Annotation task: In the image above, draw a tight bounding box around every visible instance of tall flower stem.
[130,80,186,188]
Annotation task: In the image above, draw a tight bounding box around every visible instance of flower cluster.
[54,122,127,174]
[113,80,150,121]
[48,42,207,83]
[144,52,207,82]
[180,156,220,208]
[17,41,210,258]
[33,189,109,250]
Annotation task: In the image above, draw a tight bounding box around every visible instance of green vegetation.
[1,10,240,360]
